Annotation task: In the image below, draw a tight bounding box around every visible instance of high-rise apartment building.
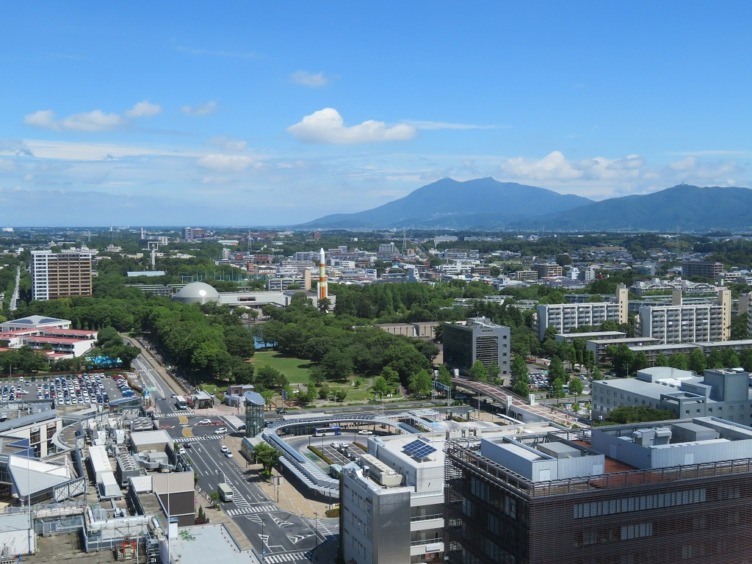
[444,417,752,563]
[536,284,629,340]
[443,317,510,378]
[681,261,724,279]
[531,263,563,278]
[31,250,93,301]
[638,288,731,344]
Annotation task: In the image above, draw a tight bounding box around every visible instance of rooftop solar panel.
[403,439,437,459]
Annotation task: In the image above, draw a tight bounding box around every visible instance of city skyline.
[3,2,752,226]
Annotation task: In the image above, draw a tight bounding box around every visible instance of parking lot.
[314,440,363,466]
[0,372,133,407]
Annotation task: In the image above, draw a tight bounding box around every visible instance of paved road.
[9,265,20,311]
[160,413,334,561]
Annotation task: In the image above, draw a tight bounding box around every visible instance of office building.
[537,284,628,340]
[31,250,93,301]
[443,318,510,378]
[591,367,752,422]
[341,434,446,563]
[444,417,752,563]
[638,288,731,344]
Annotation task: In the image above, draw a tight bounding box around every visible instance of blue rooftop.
[244,391,265,406]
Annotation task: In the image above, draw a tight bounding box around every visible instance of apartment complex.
[443,317,510,379]
[341,434,445,563]
[638,288,731,344]
[536,284,629,339]
[531,263,562,278]
[31,250,93,301]
[444,417,752,563]
[681,261,724,279]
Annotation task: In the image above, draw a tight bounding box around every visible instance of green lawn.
[251,351,314,384]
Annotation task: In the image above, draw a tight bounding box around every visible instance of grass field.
[251,351,314,384]
[251,351,384,403]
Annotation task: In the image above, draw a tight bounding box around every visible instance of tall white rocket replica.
[318,248,328,301]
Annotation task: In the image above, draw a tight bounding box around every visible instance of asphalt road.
[160,412,334,562]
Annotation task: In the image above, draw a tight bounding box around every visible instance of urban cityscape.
[4,3,752,564]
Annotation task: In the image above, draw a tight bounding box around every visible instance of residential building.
[444,417,752,563]
[591,367,752,422]
[31,250,93,301]
[515,270,538,281]
[531,263,562,278]
[554,331,626,344]
[585,336,660,363]
[638,288,731,344]
[443,318,510,379]
[536,284,628,340]
[682,261,724,279]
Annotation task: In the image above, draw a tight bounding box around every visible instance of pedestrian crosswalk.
[262,551,310,563]
[153,409,195,418]
[227,503,277,517]
[173,435,215,443]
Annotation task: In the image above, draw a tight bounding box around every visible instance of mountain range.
[301,178,752,231]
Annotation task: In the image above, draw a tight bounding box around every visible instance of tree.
[607,345,635,378]
[548,357,566,384]
[372,376,389,397]
[568,377,584,403]
[469,361,488,382]
[668,353,689,370]
[707,349,725,369]
[654,353,669,367]
[688,348,707,374]
[436,365,452,387]
[254,442,281,478]
[724,348,740,368]
[551,378,566,403]
[603,405,676,425]
[408,369,432,397]
[510,355,530,396]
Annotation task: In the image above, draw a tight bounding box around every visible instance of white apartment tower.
[536,284,629,340]
[31,250,93,301]
[639,288,731,344]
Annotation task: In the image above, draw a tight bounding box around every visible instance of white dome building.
[172,282,220,305]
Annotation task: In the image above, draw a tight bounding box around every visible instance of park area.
[251,351,382,405]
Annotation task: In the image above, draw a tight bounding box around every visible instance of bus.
[313,425,341,437]
[175,395,188,410]
[217,483,233,502]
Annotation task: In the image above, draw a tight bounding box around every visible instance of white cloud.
[24,102,163,133]
[181,101,218,116]
[197,154,255,171]
[22,139,197,161]
[61,110,124,132]
[24,110,57,130]
[501,151,583,181]
[407,120,503,131]
[208,137,246,152]
[290,71,330,88]
[125,100,162,118]
[287,108,416,144]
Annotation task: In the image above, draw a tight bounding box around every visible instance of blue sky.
[2,1,752,226]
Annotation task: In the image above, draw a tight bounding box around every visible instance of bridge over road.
[452,376,587,429]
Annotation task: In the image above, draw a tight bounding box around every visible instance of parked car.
[225,451,233,458]
[220,445,229,453]
[198,419,212,425]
